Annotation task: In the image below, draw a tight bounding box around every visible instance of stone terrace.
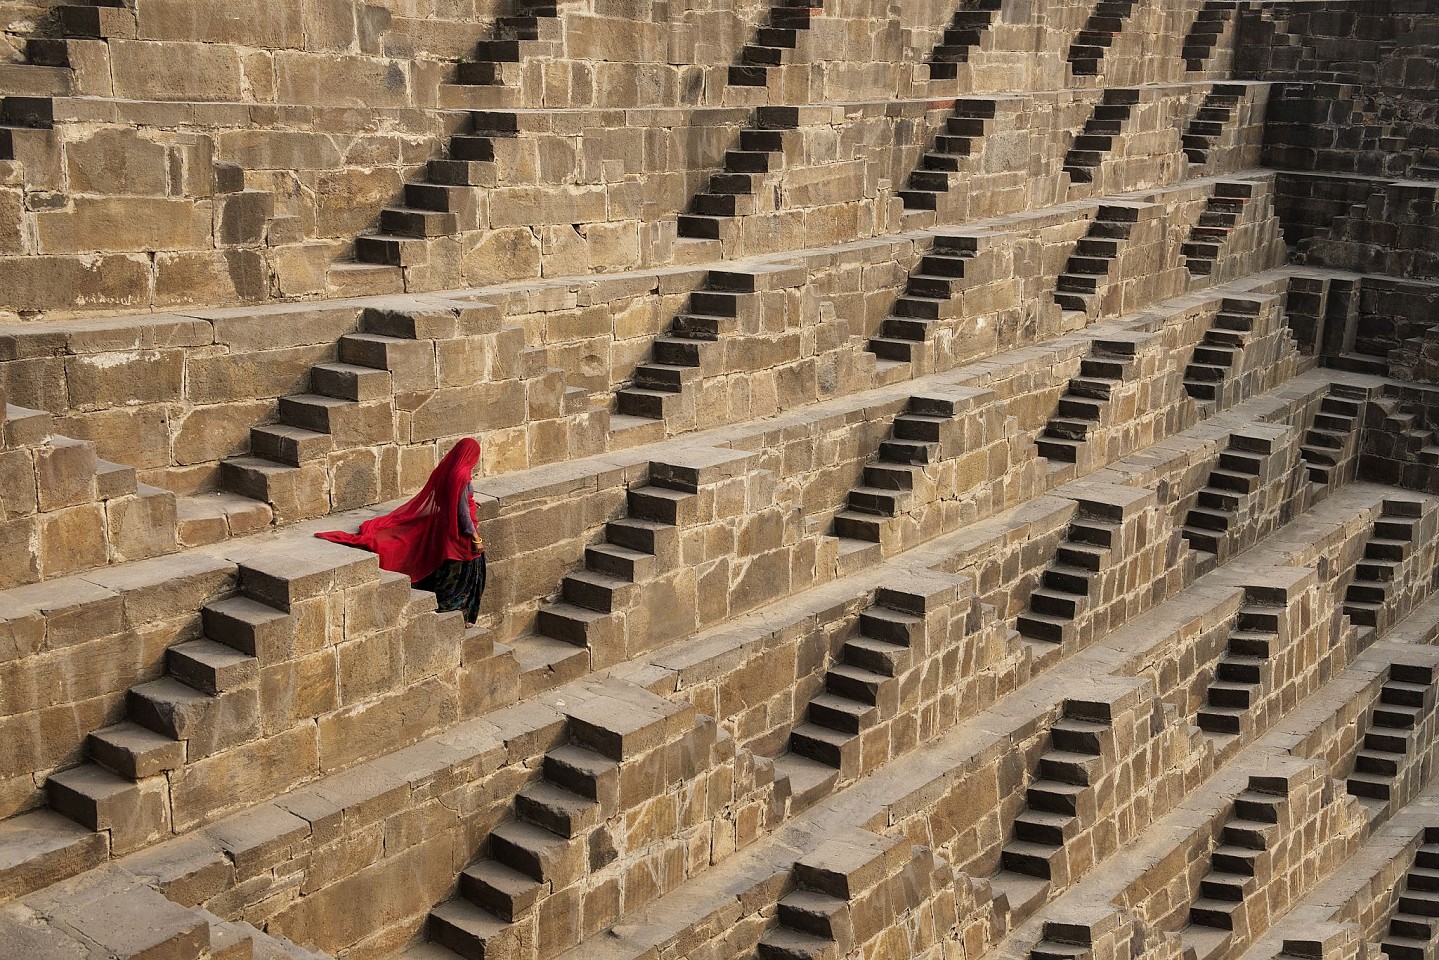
[2,1,1439,959]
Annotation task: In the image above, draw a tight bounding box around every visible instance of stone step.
[1018,610,1078,644]
[45,763,140,832]
[202,595,292,658]
[627,486,698,525]
[310,362,392,402]
[1200,871,1254,901]
[489,819,577,886]
[1037,749,1101,785]
[859,607,923,646]
[1050,719,1107,754]
[1043,564,1097,595]
[1198,704,1245,735]
[1013,809,1078,845]
[584,542,656,582]
[776,889,848,941]
[808,692,878,734]
[543,744,619,807]
[127,677,218,741]
[535,601,611,647]
[1347,772,1392,800]
[1190,897,1241,929]
[428,898,519,960]
[459,859,545,923]
[757,927,837,960]
[514,780,600,840]
[166,639,258,696]
[87,722,185,780]
[1001,839,1059,878]
[1029,587,1085,619]
[841,636,910,676]
[1211,843,1260,875]
[790,721,858,770]
[1387,679,1433,711]
[825,663,892,705]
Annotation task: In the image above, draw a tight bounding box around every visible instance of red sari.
[316,438,482,583]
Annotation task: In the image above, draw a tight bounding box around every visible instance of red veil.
[316,438,482,582]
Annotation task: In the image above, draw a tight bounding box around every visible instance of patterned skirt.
[416,554,487,625]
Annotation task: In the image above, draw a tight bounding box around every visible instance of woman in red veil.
[317,437,486,623]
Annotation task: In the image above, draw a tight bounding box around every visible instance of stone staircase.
[429,744,615,949]
[728,0,825,87]
[1015,513,1121,645]
[829,392,970,548]
[676,107,802,240]
[44,580,296,849]
[999,704,1108,881]
[524,449,755,678]
[1346,663,1438,804]
[1034,339,1140,465]
[865,235,979,369]
[924,0,1005,80]
[1053,205,1141,320]
[756,829,945,959]
[1183,85,1246,166]
[1181,434,1271,562]
[1188,784,1289,931]
[612,265,799,432]
[1062,89,1140,185]
[354,110,521,269]
[1379,831,1439,960]
[1343,501,1426,632]
[1066,0,1138,76]
[427,689,699,959]
[351,3,570,269]
[785,592,925,780]
[898,100,999,211]
[613,271,752,425]
[1183,1,1237,72]
[454,3,566,87]
[1183,181,1253,275]
[1366,398,1439,475]
[1195,601,1285,737]
[1182,297,1262,404]
[1299,391,1364,489]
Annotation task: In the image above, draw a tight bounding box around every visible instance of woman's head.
[445,437,482,473]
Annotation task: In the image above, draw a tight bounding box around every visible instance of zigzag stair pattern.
[677,107,802,240]
[1195,602,1285,737]
[925,0,1005,80]
[1188,786,1289,930]
[1034,339,1139,465]
[866,235,979,368]
[1183,298,1262,403]
[1066,0,1138,76]
[898,100,999,211]
[1347,663,1437,803]
[1053,205,1141,318]
[1062,89,1140,185]
[1183,181,1253,275]
[1343,502,1425,631]
[1380,830,1439,960]
[1182,1,1237,72]
[728,0,825,87]
[999,706,1108,880]
[1183,85,1246,166]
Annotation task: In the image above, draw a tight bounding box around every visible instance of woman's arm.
[459,483,481,550]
